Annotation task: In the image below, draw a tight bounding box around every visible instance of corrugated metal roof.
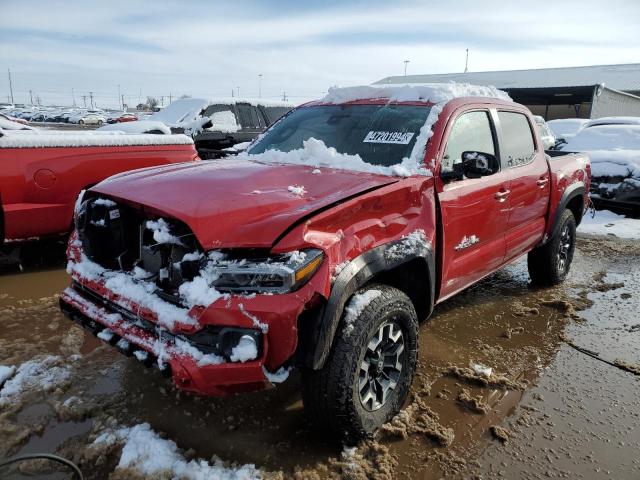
[375,64,640,92]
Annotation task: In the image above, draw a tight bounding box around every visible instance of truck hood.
[92,158,398,249]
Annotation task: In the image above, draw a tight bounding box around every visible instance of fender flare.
[547,182,585,242]
[309,236,435,370]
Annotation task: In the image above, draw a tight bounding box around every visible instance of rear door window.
[497,111,536,167]
[235,103,264,129]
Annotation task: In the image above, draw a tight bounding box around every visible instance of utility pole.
[72,87,76,107]
[404,60,410,77]
[89,91,94,109]
[7,69,14,103]
[282,91,288,101]
[160,96,164,107]
[231,89,234,97]
[258,74,262,99]
[464,48,469,73]
[169,92,172,104]
[236,86,240,97]
[82,95,87,108]
[121,94,126,110]
[118,84,121,109]
[29,89,34,105]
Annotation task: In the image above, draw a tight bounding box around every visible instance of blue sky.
[1,0,639,108]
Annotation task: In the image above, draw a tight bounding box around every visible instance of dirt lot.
[1,233,639,479]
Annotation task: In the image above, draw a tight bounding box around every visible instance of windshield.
[248,104,431,167]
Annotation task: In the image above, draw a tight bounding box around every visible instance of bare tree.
[146,96,159,109]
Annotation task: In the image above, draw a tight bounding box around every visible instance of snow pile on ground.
[97,121,171,135]
[0,365,16,385]
[578,210,640,239]
[0,356,71,407]
[0,130,193,148]
[344,290,382,336]
[94,423,261,479]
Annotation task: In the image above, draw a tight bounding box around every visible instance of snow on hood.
[0,129,194,148]
[92,157,398,249]
[96,121,172,135]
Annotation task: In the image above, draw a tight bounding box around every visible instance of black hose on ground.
[0,453,84,479]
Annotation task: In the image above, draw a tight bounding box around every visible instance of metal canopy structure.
[375,64,640,119]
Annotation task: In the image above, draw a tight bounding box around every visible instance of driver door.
[437,109,511,299]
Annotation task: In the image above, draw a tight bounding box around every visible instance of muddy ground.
[0,233,638,479]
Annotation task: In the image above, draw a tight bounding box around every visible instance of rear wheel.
[97,120,103,126]
[528,209,576,286]
[78,120,84,125]
[302,285,418,442]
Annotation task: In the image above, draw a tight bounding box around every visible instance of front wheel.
[528,209,576,286]
[302,285,418,443]
[78,120,84,125]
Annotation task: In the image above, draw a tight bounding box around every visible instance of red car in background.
[0,130,198,244]
[108,113,139,124]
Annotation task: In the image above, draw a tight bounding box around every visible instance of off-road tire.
[528,209,576,286]
[302,284,418,443]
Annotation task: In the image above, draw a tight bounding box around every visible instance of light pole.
[404,60,410,77]
[258,74,262,99]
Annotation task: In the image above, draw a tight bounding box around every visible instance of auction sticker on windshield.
[363,131,414,144]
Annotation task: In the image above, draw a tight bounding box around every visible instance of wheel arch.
[548,182,585,241]
[306,237,435,370]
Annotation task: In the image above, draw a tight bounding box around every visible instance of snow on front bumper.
[59,285,281,396]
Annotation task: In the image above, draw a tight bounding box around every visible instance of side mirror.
[459,151,499,178]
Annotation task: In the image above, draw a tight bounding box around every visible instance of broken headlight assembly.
[211,249,324,294]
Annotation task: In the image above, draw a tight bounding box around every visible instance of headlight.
[211,249,324,294]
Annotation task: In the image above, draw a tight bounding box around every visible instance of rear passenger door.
[437,109,510,299]
[496,110,550,261]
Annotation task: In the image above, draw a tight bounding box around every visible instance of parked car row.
[0,105,147,126]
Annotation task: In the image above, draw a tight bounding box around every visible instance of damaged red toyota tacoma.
[59,84,590,441]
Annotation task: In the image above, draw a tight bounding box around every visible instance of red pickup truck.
[59,84,590,441]
[0,130,198,244]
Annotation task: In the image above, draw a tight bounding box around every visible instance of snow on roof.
[0,129,193,148]
[320,82,511,104]
[97,120,172,135]
[376,63,640,92]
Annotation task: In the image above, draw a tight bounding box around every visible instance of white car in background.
[533,115,556,150]
[547,118,589,142]
[70,112,106,125]
[560,122,640,212]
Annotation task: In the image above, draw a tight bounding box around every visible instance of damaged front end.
[61,195,326,396]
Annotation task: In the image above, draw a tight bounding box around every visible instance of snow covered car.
[74,113,106,126]
[60,83,590,442]
[149,98,294,159]
[97,121,171,135]
[547,118,588,143]
[560,123,640,212]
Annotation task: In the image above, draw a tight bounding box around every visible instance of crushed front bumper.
[60,284,274,396]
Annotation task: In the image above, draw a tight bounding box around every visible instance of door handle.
[537,177,549,187]
[494,189,511,201]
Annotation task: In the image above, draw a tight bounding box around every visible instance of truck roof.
[312,83,512,106]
